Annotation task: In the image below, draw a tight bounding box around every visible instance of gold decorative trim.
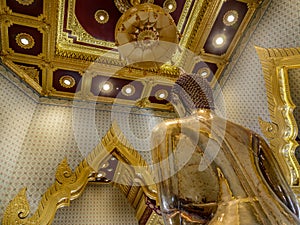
[16,0,34,6]
[59,75,76,88]
[255,46,300,192]
[18,65,40,84]
[2,159,95,225]
[15,33,35,49]
[94,10,109,24]
[2,122,162,224]
[56,0,115,60]
[223,10,239,26]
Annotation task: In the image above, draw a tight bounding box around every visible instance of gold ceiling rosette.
[115,3,179,67]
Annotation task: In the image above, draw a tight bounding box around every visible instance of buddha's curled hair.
[172,73,215,110]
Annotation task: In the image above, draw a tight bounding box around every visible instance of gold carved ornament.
[3,122,162,224]
[255,46,300,195]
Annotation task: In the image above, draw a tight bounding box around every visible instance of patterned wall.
[219,0,300,135]
[0,66,166,224]
[0,66,37,221]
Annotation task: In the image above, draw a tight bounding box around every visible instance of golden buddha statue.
[151,73,300,224]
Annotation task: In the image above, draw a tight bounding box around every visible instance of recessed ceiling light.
[215,36,224,45]
[95,10,109,24]
[63,79,71,86]
[103,83,110,91]
[163,0,177,13]
[159,93,166,99]
[20,38,29,45]
[16,33,35,49]
[201,71,208,77]
[122,84,135,96]
[223,10,238,26]
[100,81,113,92]
[212,35,226,48]
[227,14,235,23]
[59,75,76,88]
[155,89,168,100]
[125,87,132,94]
[197,67,210,78]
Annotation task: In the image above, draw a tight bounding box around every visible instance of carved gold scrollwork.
[258,117,279,140]
[2,159,95,225]
[3,122,161,224]
[256,46,300,191]
[55,158,77,184]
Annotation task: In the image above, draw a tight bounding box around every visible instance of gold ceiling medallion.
[122,84,135,96]
[256,46,300,196]
[114,0,154,13]
[94,10,109,24]
[16,0,34,6]
[197,67,210,78]
[155,89,168,100]
[15,33,35,49]
[223,10,239,26]
[59,75,76,88]
[163,0,177,13]
[115,3,179,66]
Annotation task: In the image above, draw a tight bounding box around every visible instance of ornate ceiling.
[0,0,263,110]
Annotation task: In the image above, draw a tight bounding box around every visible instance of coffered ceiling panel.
[0,0,263,111]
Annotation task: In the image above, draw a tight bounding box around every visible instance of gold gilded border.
[3,122,162,224]
[255,46,300,195]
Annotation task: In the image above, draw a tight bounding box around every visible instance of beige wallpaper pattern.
[220,0,300,136]
[0,67,165,224]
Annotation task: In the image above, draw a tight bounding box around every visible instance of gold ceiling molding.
[179,0,209,49]
[1,59,42,93]
[18,64,40,83]
[256,46,300,194]
[56,0,116,61]
[2,122,163,225]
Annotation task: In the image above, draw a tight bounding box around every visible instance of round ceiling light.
[100,81,113,92]
[122,84,135,96]
[223,10,238,26]
[59,75,76,88]
[155,89,168,100]
[213,35,226,48]
[95,10,109,24]
[16,33,35,49]
[163,0,177,13]
[197,67,210,78]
